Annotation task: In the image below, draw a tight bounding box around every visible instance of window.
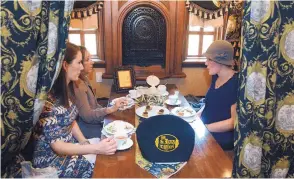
[68,28,99,59]
[187,26,216,58]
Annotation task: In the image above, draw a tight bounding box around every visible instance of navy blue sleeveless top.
[200,73,238,150]
[201,74,238,125]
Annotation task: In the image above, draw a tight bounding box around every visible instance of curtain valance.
[71,1,103,19]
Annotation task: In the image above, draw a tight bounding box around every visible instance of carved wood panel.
[122,6,166,67]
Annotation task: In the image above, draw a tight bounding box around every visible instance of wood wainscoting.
[101,0,188,80]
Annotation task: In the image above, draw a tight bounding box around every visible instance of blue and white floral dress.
[32,97,94,178]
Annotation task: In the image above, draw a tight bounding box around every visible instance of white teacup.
[136,86,148,95]
[129,90,138,98]
[157,85,167,94]
[174,90,179,96]
[168,95,178,105]
[114,132,128,148]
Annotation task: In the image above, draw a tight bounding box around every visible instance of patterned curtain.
[224,1,244,71]
[233,1,294,178]
[1,1,73,177]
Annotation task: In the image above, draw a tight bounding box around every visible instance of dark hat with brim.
[203,40,234,66]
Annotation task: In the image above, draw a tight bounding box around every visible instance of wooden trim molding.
[182,61,206,68]
[93,60,105,68]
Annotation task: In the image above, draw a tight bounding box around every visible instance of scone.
[145,105,152,111]
[157,109,164,115]
[143,111,148,117]
[177,111,184,116]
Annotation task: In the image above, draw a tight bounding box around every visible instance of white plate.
[103,121,135,135]
[110,97,134,110]
[136,106,170,118]
[126,93,141,99]
[165,99,181,105]
[117,138,133,150]
[171,107,196,118]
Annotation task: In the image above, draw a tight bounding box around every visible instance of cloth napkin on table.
[82,138,100,164]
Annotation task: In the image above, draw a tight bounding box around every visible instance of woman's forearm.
[206,118,234,132]
[72,120,87,143]
[50,141,95,155]
[73,83,108,123]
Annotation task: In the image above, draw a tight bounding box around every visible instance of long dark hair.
[79,46,87,63]
[51,42,80,108]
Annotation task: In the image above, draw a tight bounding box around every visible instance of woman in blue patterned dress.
[32,43,117,178]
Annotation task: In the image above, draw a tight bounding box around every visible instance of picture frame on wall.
[113,66,136,93]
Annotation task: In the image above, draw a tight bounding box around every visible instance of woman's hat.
[203,40,234,66]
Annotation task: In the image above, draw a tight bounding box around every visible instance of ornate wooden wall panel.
[122,6,166,67]
[102,0,187,80]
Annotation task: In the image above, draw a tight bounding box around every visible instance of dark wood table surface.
[92,85,233,178]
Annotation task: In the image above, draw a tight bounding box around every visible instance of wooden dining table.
[92,85,233,178]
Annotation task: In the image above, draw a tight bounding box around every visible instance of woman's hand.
[114,98,127,109]
[92,137,117,155]
[106,98,128,114]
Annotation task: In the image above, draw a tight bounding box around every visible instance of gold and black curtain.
[224,1,244,71]
[233,1,294,177]
[1,1,73,177]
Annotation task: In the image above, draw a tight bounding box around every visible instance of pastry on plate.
[143,111,148,117]
[157,109,164,115]
[145,105,152,111]
[177,111,184,116]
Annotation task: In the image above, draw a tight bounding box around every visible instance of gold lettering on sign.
[155,134,179,152]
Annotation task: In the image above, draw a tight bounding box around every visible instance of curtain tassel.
[186,0,190,8]
[77,11,81,18]
[194,8,198,15]
[236,49,240,57]
[188,6,192,12]
[98,4,102,10]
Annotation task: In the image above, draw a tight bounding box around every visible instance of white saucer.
[110,97,135,110]
[165,99,181,105]
[117,138,133,150]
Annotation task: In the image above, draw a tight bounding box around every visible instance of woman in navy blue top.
[198,40,238,150]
